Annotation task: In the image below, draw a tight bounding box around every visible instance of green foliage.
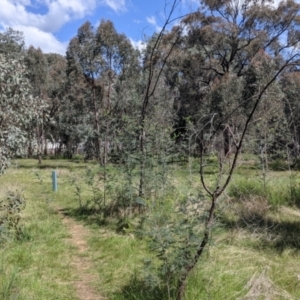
[0,190,26,242]
[84,167,104,210]
[1,0,300,297]
[65,19,141,161]
[0,160,81,299]
[71,174,84,210]
[114,272,168,300]
[33,171,43,184]
[140,194,206,299]
[0,28,25,57]
[0,53,39,171]
[3,160,300,299]
[71,164,120,216]
[284,171,300,208]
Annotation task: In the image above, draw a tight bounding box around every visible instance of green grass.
[1,158,300,299]
[228,169,300,207]
[0,160,78,300]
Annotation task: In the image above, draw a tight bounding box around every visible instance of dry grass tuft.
[238,196,270,226]
[239,268,294,300]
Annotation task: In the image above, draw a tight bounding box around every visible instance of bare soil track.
[57,208,104,300]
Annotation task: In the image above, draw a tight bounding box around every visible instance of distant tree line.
[1,1,300,168]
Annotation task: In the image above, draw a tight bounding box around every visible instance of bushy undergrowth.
[0,190,26,242]
[68,159,300,299]
[2,159,300,299]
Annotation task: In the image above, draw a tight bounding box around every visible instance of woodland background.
[2,0,300,299]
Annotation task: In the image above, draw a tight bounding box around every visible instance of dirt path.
[57,208,104,300]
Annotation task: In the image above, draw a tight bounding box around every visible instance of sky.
[0,0,199,55]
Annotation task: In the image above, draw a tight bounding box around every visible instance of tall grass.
[229,175,300,208]
[1,159,300,299]
[0,259,19,300]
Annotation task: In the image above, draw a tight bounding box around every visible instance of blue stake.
[52,170,58,192]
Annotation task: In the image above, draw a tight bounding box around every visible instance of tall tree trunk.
[138,128,146,197]
[93,83,101,162]
[37,122,42,164]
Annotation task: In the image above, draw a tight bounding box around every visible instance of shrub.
[0,191,26,242]
[140,195,207,299]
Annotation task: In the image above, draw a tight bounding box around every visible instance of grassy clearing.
[0,161,77,299]
[1,158,300,299]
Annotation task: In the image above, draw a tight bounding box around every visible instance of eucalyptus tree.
[44,53,68,154]
[243,50,289,169]
[136,0,184,197]
[25,46,49,162]
[0,28,25,57]
[166,0,300,155]
[66,21,102,159]
[66,20,140,161]
[95,20,141,164]
[63,54,91,158]
[0,28,39,169]
[133,0,300,298]
[281,71,300,159]
[96,20,137,111]
[171,1,300,298]
[0,53,39,172]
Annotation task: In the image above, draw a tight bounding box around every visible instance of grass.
[0,160,78,300]
[89,234,149,296]
[1,158,300,299]
[228,169,300,207]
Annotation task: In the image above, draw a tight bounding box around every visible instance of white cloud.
[129,38,145,52]
[146,15,162,32]
[181,0,199,8]
[100,0,126,13]
[0,0,127,54]
[146,16,156,26]
[0,0,97,33]
[13,25,68,54]
[268,0,285,7]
